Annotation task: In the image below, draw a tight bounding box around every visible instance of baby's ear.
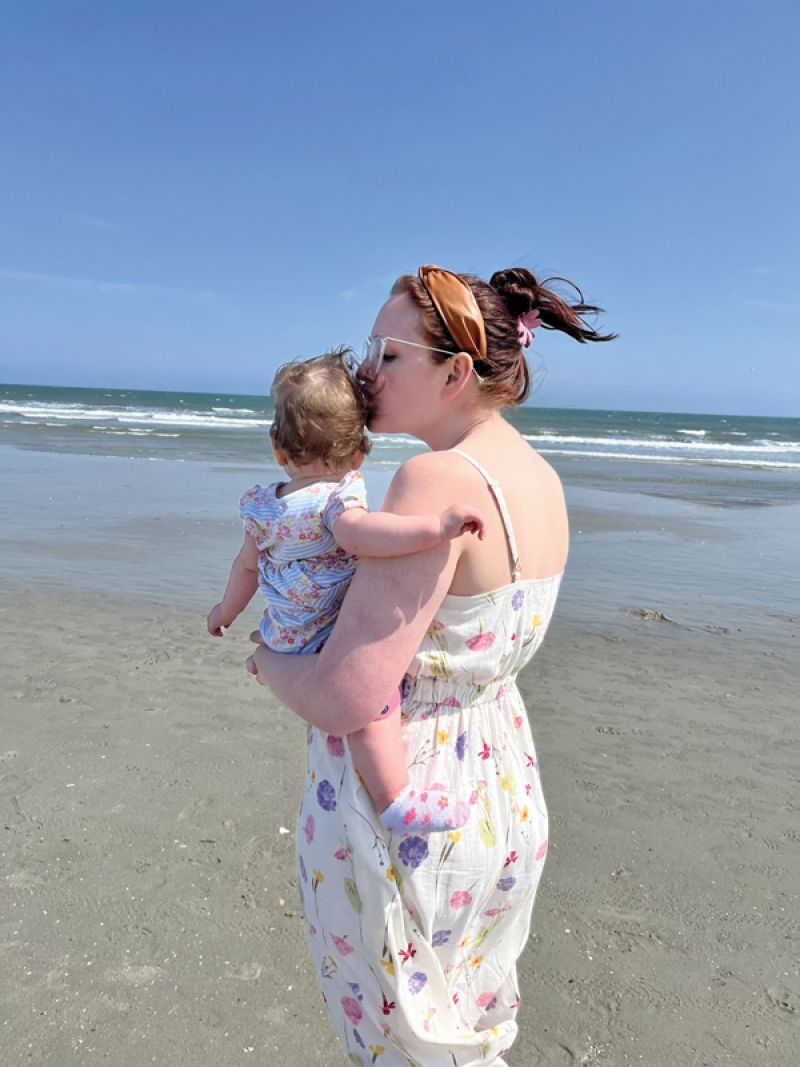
[351,450,366,471]
[271,438,289,468]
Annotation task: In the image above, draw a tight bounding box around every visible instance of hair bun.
[491,267,618,345]
[489,267,539,318]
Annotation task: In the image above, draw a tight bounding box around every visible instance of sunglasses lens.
[355,337,381,379]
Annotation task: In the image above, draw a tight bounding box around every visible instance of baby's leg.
[349,689,474,835]
[348,693,409,813]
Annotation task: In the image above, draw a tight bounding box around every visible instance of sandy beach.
[2,444,799,1065]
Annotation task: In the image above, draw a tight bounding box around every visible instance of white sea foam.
[522,433,797,455]
[89,426,181,438]
[367,434,422,448]
[536,447,800,470]
[0,400,269,431]
[755,439,800,450]
[4,396,797,473]
[120,411,268,429]
[1,401,110,421]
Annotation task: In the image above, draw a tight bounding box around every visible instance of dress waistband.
[401,674,516,711]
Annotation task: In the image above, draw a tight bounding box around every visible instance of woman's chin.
[367,407,412,436]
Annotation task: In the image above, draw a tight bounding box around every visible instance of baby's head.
[269,348,372,471]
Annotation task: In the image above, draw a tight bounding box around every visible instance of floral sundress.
[296,451,562,1066]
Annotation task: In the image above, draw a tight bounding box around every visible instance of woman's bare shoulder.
[383,450,476,508]
[529,446,566,494]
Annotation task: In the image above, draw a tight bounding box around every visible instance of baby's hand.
[439,504,486,542]
[207,603,231,637]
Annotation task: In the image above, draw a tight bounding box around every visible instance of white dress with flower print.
[296,452,561,1066]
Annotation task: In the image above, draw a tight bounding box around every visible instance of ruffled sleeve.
[239,484,275,550]
[322,470,368,532]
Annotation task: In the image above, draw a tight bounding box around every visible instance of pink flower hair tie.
[517,309,542,349]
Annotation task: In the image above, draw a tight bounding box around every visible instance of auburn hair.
[270,348,372,465]
[391,266,616,406]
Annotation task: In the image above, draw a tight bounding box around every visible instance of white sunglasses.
[346,335,485,382]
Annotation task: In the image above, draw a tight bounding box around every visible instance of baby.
[207,349,482,834]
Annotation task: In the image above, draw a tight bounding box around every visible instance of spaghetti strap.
[450,448,522,582]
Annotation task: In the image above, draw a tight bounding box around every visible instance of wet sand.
[1,447,799,1065]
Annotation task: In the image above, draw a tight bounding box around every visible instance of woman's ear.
[444,352,476,394]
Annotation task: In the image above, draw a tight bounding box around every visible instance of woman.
[247,264,614,1065]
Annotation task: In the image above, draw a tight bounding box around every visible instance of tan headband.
[417,265,487,361]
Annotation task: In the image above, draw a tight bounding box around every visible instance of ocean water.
[2,383,798,636]
[2,382,798,489]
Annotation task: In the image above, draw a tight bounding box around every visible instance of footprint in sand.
[103,964,165,986]
[766,985,798,1015]
[224,961,262,981]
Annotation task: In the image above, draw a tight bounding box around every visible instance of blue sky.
[1,1,798,415]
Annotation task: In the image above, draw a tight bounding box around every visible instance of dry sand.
[2,580,797,1066]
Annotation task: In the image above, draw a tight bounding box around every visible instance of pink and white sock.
[380,783,474,835]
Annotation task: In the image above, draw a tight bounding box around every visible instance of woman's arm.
[332,503,485,558]
[247,453,462,733]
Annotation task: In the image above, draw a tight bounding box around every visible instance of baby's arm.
[333,505,485,558]
[207,532,260,636]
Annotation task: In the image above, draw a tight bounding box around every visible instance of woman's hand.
[245,632,268,682]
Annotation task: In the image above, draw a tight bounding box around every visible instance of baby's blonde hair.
[270,348,372,466]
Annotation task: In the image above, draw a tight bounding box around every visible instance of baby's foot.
[380,783,474,835]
